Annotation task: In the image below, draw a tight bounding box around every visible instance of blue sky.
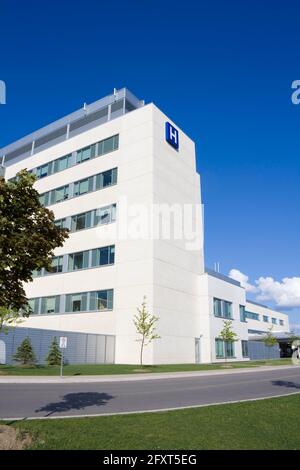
[0,0,299,326]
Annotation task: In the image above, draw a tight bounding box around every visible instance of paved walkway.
[0,364,299,383]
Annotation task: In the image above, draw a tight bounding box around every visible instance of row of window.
[33,134,119,180]
[33,245,115,277]
[214,298,284,326]
[28,289,114,315]
[39,167,117,206]
[54,203,116,232]
[215,339,249,359]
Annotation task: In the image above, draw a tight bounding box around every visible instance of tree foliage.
[46,337,62,366]
[263,327,278,348]
[13,337,36,365]
[133,296,160,366]
[0,170,68,316]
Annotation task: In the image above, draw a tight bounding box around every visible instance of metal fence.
[248,340,280,360]
[0,327,115,365]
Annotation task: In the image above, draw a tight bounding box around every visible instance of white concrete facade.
[1,88,290,364]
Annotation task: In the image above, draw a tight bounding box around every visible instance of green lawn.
[0,358,292,376]
[7,394,300,449]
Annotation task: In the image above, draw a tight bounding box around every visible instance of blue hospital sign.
[165,122,179,150]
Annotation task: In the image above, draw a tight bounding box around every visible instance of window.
[98,134,119,155]
[28,298,39,314]
[263,315,269,323]
[40,296,60,314]
[245,311,260,321]
[71,211,92,232]
[215,339,235,358]
[91,245,115,267]
[53,154,72,173]
[242,340,249,357]
[36,162,51,179]
[45,256,63,274]
[76,144,96,164]
[213,298,232,319]
[32,268,42,278]
[68,250,89,271]
[51,185,69,204]
[279,319,284,326]
[66,292,88,312]
[94,204,116,226]
[89,289,114,311]
[54,218,67,229]
[39,192,50,206]
[240,305,247,322]
[96,168,117,190]
[73,177,93,196]
[272,318,277,325]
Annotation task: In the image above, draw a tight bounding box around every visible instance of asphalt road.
[1,367,300,419]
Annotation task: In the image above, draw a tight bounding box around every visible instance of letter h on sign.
[165,122,179,150]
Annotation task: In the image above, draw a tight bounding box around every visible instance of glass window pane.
[103,137,114,154]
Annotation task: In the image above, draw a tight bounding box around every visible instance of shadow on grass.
[272,380,300,389]
[35,392,115,417]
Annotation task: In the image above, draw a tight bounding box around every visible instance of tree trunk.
[140,337,145,366]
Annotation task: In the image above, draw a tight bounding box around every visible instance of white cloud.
[228,269,258,293]
[255,276,300,308]
[229,269,300,309]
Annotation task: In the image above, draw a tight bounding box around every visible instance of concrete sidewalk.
[0,364,299,384]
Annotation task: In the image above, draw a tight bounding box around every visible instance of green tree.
[133,296,160,366]
[0,170,68,323]
[13,337,36,365]
[263,327,278,359]
[219,320,238,364]
[46,337,62,366]
[0,307,24,333]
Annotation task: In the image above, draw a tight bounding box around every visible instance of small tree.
[13,337,36,365]
[133,296,160,366]
[219,320,238,364]
[263,327,278,360]
[46,337,62,366]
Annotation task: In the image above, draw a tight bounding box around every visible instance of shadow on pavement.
[35,392,115,417]
[271,380,300,389]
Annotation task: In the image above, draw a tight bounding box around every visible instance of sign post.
[59,337,67,377]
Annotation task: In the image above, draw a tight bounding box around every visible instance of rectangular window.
[53,154,72,173]
[73,177,93,196]
[39,192,50,206]
[215,338,224,358]
[245,311,260,321]
[242,340,249,357]
[213,298,232,319]
[272,318,277,325]
[54,218,67,229]
[51,185,69,204]
[71,211,92,232]
[36,162,51,179]
[263,315,269,323]
[45,256,63,274]
[91,245,115,267]
[215,339,235,358]
[94,204,116,226]
[68,250,89,271]
[225,341,235,358]
[240,305,247,322]
[28,298,39,314]
[65,292,88,312]
[32,268,42,278]
[89,289,114,311]
[40,296,60,314]
[95,168,117,190]
[279,320,284,326]
[76,144,96,164]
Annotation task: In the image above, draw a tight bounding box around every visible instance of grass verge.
[0,358,292,376]
[4,394,300,450]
